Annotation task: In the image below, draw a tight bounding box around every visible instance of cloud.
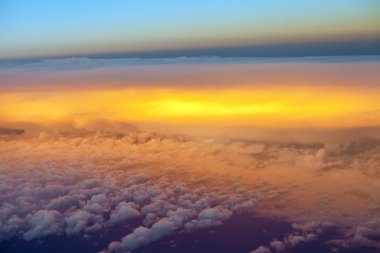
[269,239,285,253]
[340,218,380,250]
[0,128,379,252]
[5,55,380,71]
[108,202,140,225]
[250,245,271,253]
[23,210,63,241]
[250,221,332,253]
[65,210,95,236]
[0,130,262,252]
[184,206,232,232]
[108,226,152,252]
[107,218,178,252]
[150,218,177,240]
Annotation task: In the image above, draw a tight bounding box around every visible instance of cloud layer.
[0,128,379,252]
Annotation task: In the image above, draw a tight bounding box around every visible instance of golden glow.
[1,87,379,128]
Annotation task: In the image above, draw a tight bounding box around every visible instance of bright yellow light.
[1,87,379,128]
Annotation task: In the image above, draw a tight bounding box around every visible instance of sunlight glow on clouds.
[0,56,379,252]
[1,57,379,129]
[0,128,379,252]
[1,87,379,129]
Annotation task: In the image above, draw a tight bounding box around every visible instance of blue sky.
[1,0,379,59]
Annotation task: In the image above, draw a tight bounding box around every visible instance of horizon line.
[1,37,379,62]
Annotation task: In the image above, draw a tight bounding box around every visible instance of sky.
[1,2,380,253]
[0,1,379,130]
[1,0,380,59]
[1,57,380,130]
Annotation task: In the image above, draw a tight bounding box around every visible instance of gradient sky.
[1,0,380,59]
[1,57,380,129]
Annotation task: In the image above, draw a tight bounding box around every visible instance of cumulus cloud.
[184,206,232,232]
[0,131,263,252]
[106,193,245,251]
[0,128,379,252]
[150,218,177,239]
[108,226,152,252]
[65,210,98,236]
[250,245,271,253]
[108,202,140,225]
[327,218,380,251]
[250,221,333,253]
[24,210,63,241]
[108,216,185,252]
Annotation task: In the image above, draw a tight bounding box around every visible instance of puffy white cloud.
[198,206,232,220]
[85,223,103,233]
[150,218,177,240]
[0,215,24,241]
[346,218,380,250]
[47,195,79,211]
[230,200,255,213]
[65,210,102,236]
[109,226,152,252]
[184,206,232,232]
[269,240,285,253]
[285,234,308,247]
[0,128,379,253]
[250,245,271,253]
[108,202,140,225]
[90,194,108,204]
[23,210,63,241]
[250,220,328,253]
[141,199,176,216]
[166,208,197,227]
[108,218,178,252]
[184,218,223,232]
